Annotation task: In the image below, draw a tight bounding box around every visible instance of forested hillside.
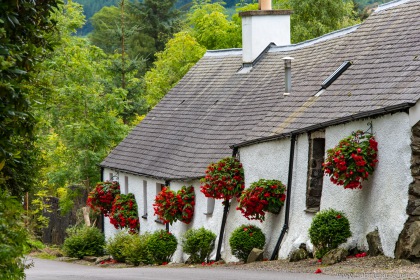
[73,0,393,35]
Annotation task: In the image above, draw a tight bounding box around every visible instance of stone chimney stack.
[239,0,292,64]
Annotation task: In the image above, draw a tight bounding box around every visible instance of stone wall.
[395,121,420,261]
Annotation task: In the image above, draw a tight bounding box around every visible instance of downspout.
[270,134,296,260]
[216,147,239,261]
[165,179,171,232]
[100,167,105,233]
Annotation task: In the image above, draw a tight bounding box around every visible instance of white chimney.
[240,1,292,64]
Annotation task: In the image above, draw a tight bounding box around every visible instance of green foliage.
[145,32,206,107]
[147,230,178,264]
[31,1,131,193]
[188,2,241,50]
[289,0,360,43]
[105,230,132,262]
[229,224,265,262]
[0,0,61,197]
[0,190,30,279]
[308,209,352,259]
[182,227,216,263]
[121,233,152,266]
[63,225,105,258]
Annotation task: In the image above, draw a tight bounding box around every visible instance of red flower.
[323,131,378,190]
[315,268,322,274]
[336,214,342,219]
[200,157,244,200]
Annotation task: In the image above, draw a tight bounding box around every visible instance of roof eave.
[231,102,415,149]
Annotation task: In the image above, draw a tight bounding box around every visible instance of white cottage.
[101,0,420,262]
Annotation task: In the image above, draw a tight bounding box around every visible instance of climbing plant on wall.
[87,181,121,216]
[323,130,378,189]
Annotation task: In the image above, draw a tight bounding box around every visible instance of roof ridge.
[269,25,359,53]
[375,0,413,13]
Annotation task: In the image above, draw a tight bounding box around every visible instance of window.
[124,176,129,194]
[204,198,215,216]
[306,131,325,213]
[142,180,148,219]
[109,173,113,181]
[155,183,165,224]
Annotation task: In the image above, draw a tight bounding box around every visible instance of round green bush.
[229,224,265,262]
[105,230,132,262]
[308,208,352,259]
[182,227,216,263]
[121,233,152,266]
[147,230,177,264]
[63,225,105,258]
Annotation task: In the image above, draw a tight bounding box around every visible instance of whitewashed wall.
[238,112,411,259]
[322,113,411,257]
[103,112,411,262]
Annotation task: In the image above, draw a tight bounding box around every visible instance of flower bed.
[323,131,378,189]
[87,181,120,216]
[109,193,140,234]
[200,157,245,201]
[237,179,286,222]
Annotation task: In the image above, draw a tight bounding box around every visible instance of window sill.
[203,212,213,216]
[142,214,148,220]
[305,207,319,214]
[154,219,165,224]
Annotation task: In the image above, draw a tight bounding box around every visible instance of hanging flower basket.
[109,193,140,234]
[153,186,195,225]
[323,130,378,189]
[237,179,286,222]
[87,181,120,216]
[200,157,245,201]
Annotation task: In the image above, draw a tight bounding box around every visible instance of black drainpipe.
[270,134,296,260]
[215,147,238,261]
[165,179,170,232]
[100,167,104,233]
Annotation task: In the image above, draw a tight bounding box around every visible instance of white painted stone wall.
[238,112,411,259]
[103,111,411,262]
[322,113,411,257]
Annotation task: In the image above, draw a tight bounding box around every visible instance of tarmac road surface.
[25,257,363,280]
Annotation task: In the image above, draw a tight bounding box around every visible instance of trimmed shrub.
[63,225,105,258]
[308,208,352,259]
[182,227,216,263]
[121,233,152,266]
[105,231,132,262]
[147,230,177,264]
[229,224,265,262]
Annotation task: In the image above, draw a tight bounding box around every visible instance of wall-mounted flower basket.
[153,185,195,225]
[323,130,378,189]
[237,179,286,222]
[109,193,140,233]
[87,181,120,216]
[200,157,245,201]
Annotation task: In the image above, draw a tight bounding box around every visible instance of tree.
[0,0,61,197]
[31,1,130,193]
[127,0,181,62]
[288,0,359,43]
[187,1,241,50]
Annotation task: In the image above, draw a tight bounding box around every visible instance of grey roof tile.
[101,0,420,179]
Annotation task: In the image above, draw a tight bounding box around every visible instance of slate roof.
[101,0,420,180]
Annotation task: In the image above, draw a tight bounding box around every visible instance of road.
[25,258,362,280]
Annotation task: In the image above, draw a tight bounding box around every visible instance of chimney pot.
[259,0,272,10]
